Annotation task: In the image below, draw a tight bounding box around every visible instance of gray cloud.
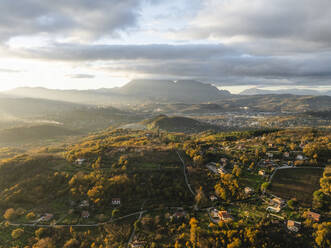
[67,74,95,79]
[0,0,150,41]
[10,42,331,86]
[181,0,331,54]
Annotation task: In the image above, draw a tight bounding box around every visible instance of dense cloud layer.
[0,0,331,88]
[184,0,331,54]
[0,0,149,41]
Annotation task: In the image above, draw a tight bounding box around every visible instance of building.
[171,211,187,220]
[130,241,146,248]
[210,195,217,201]
[112,198,121,206]
[305,211,320,222]
[258,170,266,176]
[271,197,285,207]
[283,152,290,158]
[80,200,89,208]
[287,220,301,232]
[296,154,304,160]
[81,211,90,219]
[218,167,228,175]
[75,158,86,165]
[244,187,254,195]
[40,213,54,222]
[218,211,233,222]
[266,206,281,213]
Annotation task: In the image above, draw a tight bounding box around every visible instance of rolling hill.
[142,115,220,133]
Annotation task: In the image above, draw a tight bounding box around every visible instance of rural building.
[171,211,187,220]
[210,208,219,219]
[40,213,53,222]
[283,152,290,158]
[80,200,89,208]
[218,167,229,175]
[266,206,281,213]
[112,198,121,206]
[218,211,233,222]
[271,197,285,207]
[130,241,146,248]
[210,195,217,201]
[258,170,266,176]
[244,187,254,195]
[287,220,301,232]
[296,154,304,160]
[81,210,90,218]
[75,158,86,165]
[305,211,320,222]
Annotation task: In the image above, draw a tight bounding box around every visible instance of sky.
[0,0,331,92]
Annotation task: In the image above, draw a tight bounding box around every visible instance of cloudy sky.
[0,0,331,92]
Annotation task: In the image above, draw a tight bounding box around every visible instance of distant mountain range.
[5,79,231,105]
[240,88,331,96]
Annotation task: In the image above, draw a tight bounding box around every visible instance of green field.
[269,167,324,206]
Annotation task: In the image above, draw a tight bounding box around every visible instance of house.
[79,200,89,208]
[75,158,86,165]
[266,152,274,158]
[40,213,54,222]
[81,210,90,218]
[218,211,233,222]
[210,208,219,219]
[296,154,304,160]
[112,198,121,206]
[283,152,290,158]
[266,206,281,213]
[244,187,254,195]
[218,167,229,175]
[258,170,266,176]
[271,197,285,207]
[130,241,146,248]
[305,211,320,222]
[206,164,219,174]
[287,220,301,232]
[210,195,217,201]
[171,211,187,220]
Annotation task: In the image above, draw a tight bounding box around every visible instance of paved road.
[127,201,146,247]
[176,151,196,196]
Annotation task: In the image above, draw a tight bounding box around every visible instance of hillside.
[0,125,81,144]
[0,97,142,133]
[142,115,219,133]
[6,79,231,105]
[240,88,331,96]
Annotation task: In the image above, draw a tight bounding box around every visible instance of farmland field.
[268,167,324,206]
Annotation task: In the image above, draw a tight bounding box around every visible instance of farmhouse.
[271,197,285,207]
[112,198,121,206]
[75,158,86,165]
[258,170,266,176]
[266,206,281,213]
[287,220,301,232]
[305,211,320,222]
[39,213,54,222]
[81,210,90,219]
[130,240,146,248]
[218,211,233,222]
[210,195,217,201]
[244,187,254,195]
[79,200,89,208]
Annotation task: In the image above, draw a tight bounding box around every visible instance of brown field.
[269,167,324,206]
